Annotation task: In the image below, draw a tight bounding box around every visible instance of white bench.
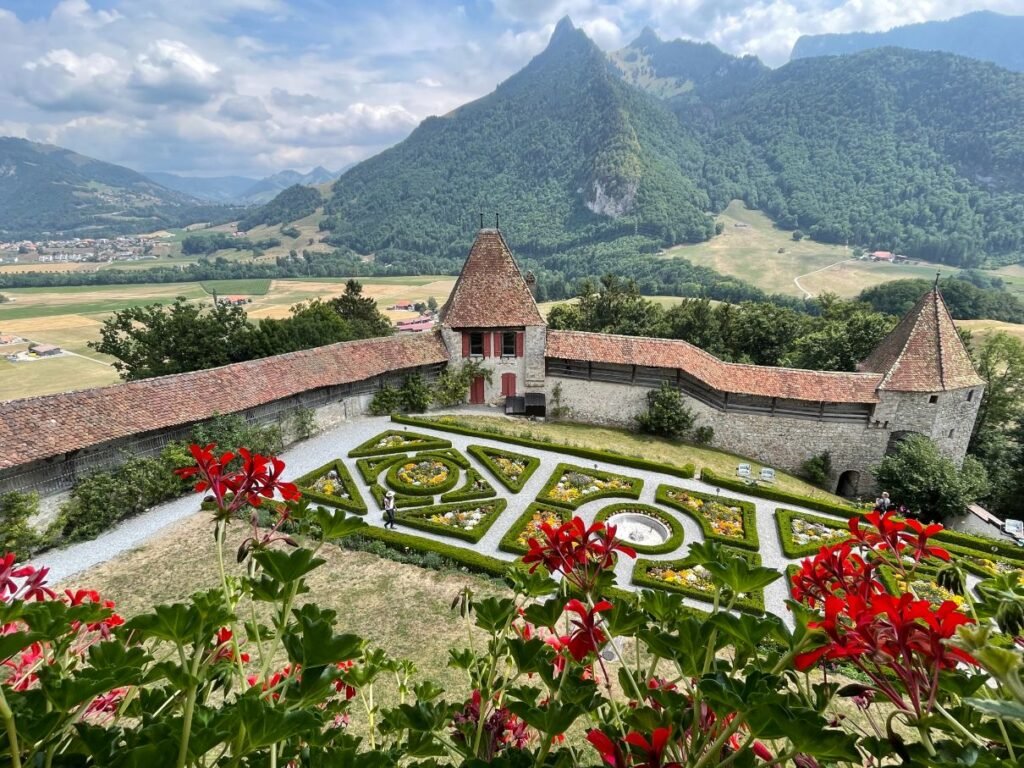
[759,467,776,484]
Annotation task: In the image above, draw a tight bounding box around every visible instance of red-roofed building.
[870,250,895,261]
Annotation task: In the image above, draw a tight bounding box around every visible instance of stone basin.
[606,512,670,546]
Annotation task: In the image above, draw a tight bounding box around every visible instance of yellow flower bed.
[666,489,745,539]
[516,508,565,548]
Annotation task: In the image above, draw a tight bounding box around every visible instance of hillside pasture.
[797,259,962,299]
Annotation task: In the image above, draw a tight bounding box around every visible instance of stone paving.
[39,413,859,626]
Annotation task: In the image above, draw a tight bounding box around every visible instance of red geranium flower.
[176,443,300,519]
[523,517,636,593]
[563,599,611,661]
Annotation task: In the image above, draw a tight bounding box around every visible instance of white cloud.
[272,103,420,147]
[16,49,121,112]
[128,40,224,104]
[581,17,624,48]
[218,95,272,121]
[417,77,443,87]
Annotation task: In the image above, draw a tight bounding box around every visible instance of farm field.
[662,200,967,299]
[0,276,455,401]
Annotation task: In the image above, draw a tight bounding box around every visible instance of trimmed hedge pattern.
[467,444,541,493]
[699,468,859,517]
[293,459,367,515]
[656,485,759,551]
[499,503,572,555]
[392,415,695,479]
[348,429,452,458]
[633,548,766,614]
[355,454,407,484]
[370,484,429,511]
[933,528,1024,563]
[537,463,643,510]
[593,503,684,555]
[396,499,508,543]
[775,509,851,558]
[339,527,520,579]
[440,468,497,503]
[385,456,461,496]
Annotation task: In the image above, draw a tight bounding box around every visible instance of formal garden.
[4,414,1024,766]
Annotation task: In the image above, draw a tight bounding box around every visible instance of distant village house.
[29,344,62,357]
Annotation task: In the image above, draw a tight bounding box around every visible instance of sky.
[0,0,1020,178]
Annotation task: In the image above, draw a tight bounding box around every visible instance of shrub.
[431,359,492,407]
[190,413,283,457]
[700,467,858,517]
[800,451,833,489]
[0,491,43,559]
[369,384,403,415]
[399,373,432,413]
[636,382,694,439]
[692,426,714,445]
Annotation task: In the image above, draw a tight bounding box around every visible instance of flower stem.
[0,685,23,768]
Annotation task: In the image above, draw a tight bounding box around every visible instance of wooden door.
[470,376,485,404]
[501,372,517,397]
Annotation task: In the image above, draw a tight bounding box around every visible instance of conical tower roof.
[440,229,545,328]
[858,287,983,391]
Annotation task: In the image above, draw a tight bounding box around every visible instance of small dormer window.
[469,332,484,356]
[929,395,939,404]
[502,331,516,357]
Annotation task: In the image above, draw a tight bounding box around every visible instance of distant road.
[793,258,854,298]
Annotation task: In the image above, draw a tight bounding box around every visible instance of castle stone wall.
[439,325,547,405]
[547,375,896,496]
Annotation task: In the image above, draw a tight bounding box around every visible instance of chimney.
[524,270,537,296]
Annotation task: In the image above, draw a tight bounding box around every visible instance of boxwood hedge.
[440,468,497,503]
[632,549,766,614]
[349,429,452,458]
[339,527,520,579]
[385,456,461,496]
[392,415,695,479]
[656,484,759,551]
[395,498,508,543]
[499,503,571,555]
[699,468,860,517]
[467,444,541,493]
[536,463,643,510]
[369,484,429,511]
[775,508,852,558]
[293,459,367,515]
[593,503,684,555]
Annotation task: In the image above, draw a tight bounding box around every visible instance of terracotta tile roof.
[440,229,545,328]
[0,333,448,470]
[546,330,883,403]
[858,288,983,391]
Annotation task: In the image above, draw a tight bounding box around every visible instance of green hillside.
[321,17,714,270]
[0,137,240,238]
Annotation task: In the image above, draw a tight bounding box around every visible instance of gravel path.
[35,413,851,625]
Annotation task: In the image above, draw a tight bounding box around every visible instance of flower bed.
[293,459,366,514]
[385,456,461,496]
[396,499,508,543]
[348,429,452,458]
[699,467,858,517]
[467,445,541,493]
[633,550,766,613]
[656,485,759,551]
[775,509,851,558]
[369,484,430,510]
[499,503,571,555]
[440,467,496,503]
[537,463,642,510]
[958,553,1024,582]
[593,503,684,555]
[393,415,695,479]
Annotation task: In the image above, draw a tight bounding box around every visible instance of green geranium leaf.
[283,604,363,667]
[506,637,549,674]
[639,588,685,623]
[506,569,558,598]
[310,507,367,540]
[965,698,1024,720]
[253,548,326,584]
[523,600,563,630]
[473,597,517,633]
[603,601,646,637]
[125,603,204,645]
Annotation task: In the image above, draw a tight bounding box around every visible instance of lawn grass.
[797,259,961,299]
[424,414,845,503]
[0,355,119,401]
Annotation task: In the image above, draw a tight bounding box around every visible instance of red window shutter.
[482,332,489,358]
[462,333,470,357]
[515,332,524,358]
[492,332,501,357]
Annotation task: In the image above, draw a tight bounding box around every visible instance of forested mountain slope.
[321,17,714,269]
[791,11,1024,73]
[700,49,1024,266]
[0,137,231,238]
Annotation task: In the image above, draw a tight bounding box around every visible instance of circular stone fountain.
[606,512,671,546]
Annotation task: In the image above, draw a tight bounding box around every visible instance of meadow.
[0,276,455,401]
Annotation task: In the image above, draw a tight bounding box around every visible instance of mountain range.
[0,137,215,238]
[144,166,342,204]
[315,17,1024,273]
[791,11,1024,73]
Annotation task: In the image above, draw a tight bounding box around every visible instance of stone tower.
[858,286,984,465]
[438,229,547,404]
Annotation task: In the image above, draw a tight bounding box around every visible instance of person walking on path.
[383,490,397,529]
[875,491,891,512]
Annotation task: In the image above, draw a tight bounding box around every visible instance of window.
[469,332,484,356]
[948,429,955,438]
[928,395,939,404]
[967,390,975,402]
[502,331,516,357]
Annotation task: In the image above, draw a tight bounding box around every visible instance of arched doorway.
[836,470,860,497]
[886,430,922,456]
